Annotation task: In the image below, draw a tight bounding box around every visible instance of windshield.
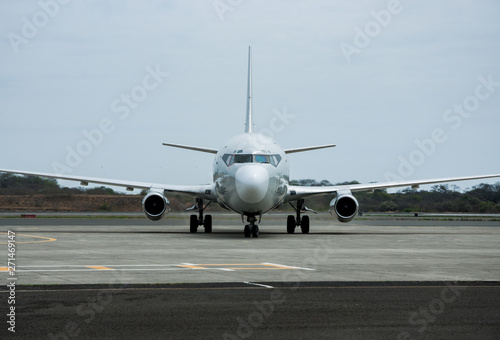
[222,154,282,167]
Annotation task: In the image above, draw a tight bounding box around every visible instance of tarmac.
[1,213,499,338]
[1,213,500,284]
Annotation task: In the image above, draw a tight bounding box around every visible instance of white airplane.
[2,47,500,237]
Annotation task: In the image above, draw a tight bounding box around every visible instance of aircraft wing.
[284,144,336,154]
[0,168,215,201]
[285,173,500,202]
[162,143,218,154]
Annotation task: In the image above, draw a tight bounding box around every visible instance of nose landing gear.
[243,215,259,238]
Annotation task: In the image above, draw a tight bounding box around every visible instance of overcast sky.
[1,0,499,193]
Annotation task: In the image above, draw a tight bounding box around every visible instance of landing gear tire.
[190,215,198,233]
[252,225,259,238]
[301,215,310,234]
[287,215,296,234]
[204,215,212,233]
[244,225,251,238]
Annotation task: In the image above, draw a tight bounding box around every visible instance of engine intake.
[142,192,170,221]
[329,193,359,223]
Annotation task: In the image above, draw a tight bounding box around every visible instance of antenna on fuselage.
[245,46,254,134]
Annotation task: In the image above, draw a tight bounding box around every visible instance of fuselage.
[213,133,289,216]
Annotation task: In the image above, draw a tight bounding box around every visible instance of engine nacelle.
[329,193,359,223]
[142,192,170,221]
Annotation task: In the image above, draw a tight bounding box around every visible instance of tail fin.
[245,46,254,133]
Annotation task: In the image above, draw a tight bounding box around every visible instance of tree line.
[0,173,116,196]
[1,174,499,213]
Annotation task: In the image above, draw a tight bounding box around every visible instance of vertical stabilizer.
[245,46,253,133]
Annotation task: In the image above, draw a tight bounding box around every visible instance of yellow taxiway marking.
[261,263,298,269]
[177,265,209,269]
[197,264,264,266]
[200,264,290,270]
[85,266,115,271]
[0,232,56,245]
[10,263,314,273]
[225,268,283,270]
[0,267,9,272]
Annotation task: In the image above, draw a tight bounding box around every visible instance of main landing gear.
[287,199,315,234]
[188,198,212,233]
[243,215,259,238]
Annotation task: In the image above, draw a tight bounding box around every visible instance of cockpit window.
[254,155,270,164]
[223,154,282,167]
[234,154,253,164]
[222,154,231,165]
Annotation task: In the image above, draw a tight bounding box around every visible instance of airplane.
[1,47,500,238]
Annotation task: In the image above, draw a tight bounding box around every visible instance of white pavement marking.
[261,262,316,271]
[244,282,274,289]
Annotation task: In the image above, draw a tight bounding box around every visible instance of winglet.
[245,46,253,133]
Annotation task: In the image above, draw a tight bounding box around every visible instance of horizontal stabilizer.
[162,143,218,154]
[284,144,336,154]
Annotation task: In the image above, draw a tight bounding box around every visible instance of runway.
[1,214,499,338]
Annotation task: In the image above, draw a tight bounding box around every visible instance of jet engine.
[329,192,359,223]
[142,192,170,221]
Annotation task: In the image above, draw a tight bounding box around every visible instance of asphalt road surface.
[1,282,499,339]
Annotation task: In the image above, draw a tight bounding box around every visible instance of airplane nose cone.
[235,165,269,204]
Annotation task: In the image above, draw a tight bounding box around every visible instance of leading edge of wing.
[0,168,214,199]
[284,144,336,154]
[162,143,218,154]
[286,173,500,201]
